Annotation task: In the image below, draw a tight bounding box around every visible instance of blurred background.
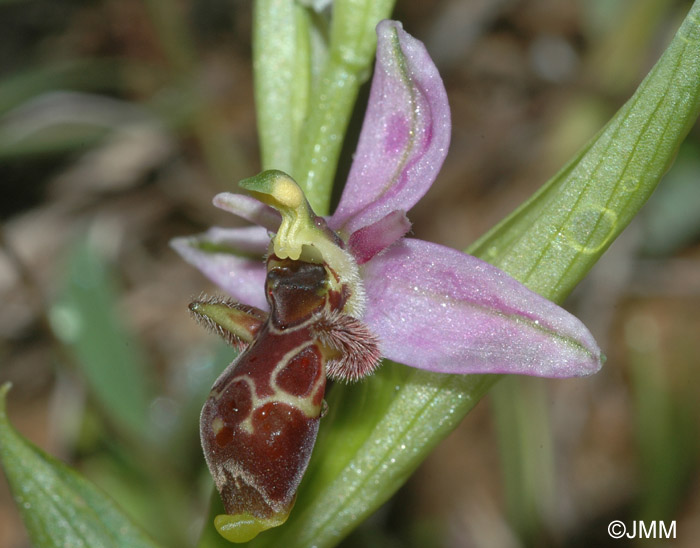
[1,0,699,546]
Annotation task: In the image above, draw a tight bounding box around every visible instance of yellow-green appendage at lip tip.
[214,510,290,543]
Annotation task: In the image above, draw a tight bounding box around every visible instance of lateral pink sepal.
[361,238,603,378]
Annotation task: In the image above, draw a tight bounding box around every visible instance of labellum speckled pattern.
[194,247,380,542]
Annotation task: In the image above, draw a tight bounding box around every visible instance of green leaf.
[491,377,555,543]
[253,0,398,213]
[245,3,700,547]
[0,383,161,548]
[50,237,154,440]
[469,5,700,295]
[253,0,315,175]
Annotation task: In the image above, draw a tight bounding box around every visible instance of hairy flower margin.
[172,20,602,384]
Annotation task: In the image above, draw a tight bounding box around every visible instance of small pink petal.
[362,239,602,378]
[213,192,281,232]
[348,210,411,264]
[170,226,270,310]
[330,20,451,236]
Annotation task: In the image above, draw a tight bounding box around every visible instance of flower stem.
[253,0,313,176]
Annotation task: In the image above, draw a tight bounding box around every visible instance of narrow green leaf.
[470,5,700,297]
[249,3,700,547]
[50,237,154,440]
[0,383,161,548]
[491,377,555,543]
[307,8,331,88]
[253,0,314,175]
[626,315,699,521]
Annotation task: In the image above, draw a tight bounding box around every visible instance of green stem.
[253,0,313,175]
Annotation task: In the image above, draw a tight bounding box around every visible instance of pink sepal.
[362,238,602,378]
[330,21,451,236]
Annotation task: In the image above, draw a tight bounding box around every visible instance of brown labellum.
[192,172,382,542]
[196,256,380,542]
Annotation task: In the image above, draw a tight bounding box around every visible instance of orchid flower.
[171,18,602,544]
[172,20,602,381]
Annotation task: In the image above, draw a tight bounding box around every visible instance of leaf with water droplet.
[0,383,161,548]
[471,5,700,299]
